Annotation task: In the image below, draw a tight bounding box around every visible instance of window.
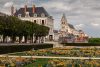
[62,22,65,24]
[34,20,36,23]
[34,13,37,17]
[42,20,45,25]
[41,13,45,17]
[18,14,21,17]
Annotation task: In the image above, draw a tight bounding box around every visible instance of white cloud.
[91,23,100,26]
[4,1,13,7]
[75,24,85,30]
[41,1,72,11]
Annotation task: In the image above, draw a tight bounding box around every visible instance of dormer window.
[34,13,37,17]
[18,14,21,17]
[41,13,45,17]
[25,12,30,17]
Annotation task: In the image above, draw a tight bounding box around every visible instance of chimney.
[32,5,35,13]
[24,5,27,13]
[11,5,14,16]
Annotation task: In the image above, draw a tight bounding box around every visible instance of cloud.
[75,24,85,30]
[91,23,100,27]
[0,0,100,37]
[4,1,13,7]
[41,1,72,12]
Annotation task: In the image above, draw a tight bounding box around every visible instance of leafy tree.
[0,16,50,43]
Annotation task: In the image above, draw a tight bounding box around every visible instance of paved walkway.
[0,55,100,60]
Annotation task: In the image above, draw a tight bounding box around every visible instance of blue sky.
[0,0,100,37]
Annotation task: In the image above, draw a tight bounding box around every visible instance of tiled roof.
[14,7,50,17]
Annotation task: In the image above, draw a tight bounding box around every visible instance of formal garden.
[0,57,100,67]
[9,47,100,57]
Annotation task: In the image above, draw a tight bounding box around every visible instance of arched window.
[62,22,65,24]
[34,20,36,23]
[42,20,45,25]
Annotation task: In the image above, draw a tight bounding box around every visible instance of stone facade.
[12,5,54,41]
[60,14,78,37]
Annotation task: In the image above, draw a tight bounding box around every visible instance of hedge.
[0,43,53,54]
[62,43,100,46]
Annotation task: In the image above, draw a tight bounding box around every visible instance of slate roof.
[14,7,50,17]
[53,30,58,33]
[61,14,75,29]
[68,23,75,29]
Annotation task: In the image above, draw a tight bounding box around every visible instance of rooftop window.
[41,13,45,17]
[18,14,21,18]
[34,13,37,17]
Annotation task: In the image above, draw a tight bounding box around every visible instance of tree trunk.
[34,36,38,43]
[3,35,6,43]
[19,36,22,43]
[41,36,44,43]
[25,36,28,43]
[30,35,33,43]
[11,35,16,43]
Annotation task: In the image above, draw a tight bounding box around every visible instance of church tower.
[60,13,69,37]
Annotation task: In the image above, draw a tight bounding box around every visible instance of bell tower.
[11,5,14,16]
[60,13,68,32]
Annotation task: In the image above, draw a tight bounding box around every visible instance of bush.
[0,43,53,54]
[89,38,100,43]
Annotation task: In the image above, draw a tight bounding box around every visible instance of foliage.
[89,38,100,43]
[0,16,49,43]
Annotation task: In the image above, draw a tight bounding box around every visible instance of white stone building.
[12,5,54,41]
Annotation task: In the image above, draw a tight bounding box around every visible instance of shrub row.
[63,43,100,46]
[89,38,100,43]
[0,43,53,54]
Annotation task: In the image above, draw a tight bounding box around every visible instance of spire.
[11,5,14,16]
[62,13,66,19]
[61,13,67,24]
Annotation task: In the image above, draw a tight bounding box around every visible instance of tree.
[34,25,49,43]
[0,16,50,43]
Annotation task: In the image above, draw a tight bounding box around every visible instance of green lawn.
[23,58,49,67]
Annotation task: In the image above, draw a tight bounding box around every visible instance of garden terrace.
[9,47,100,57]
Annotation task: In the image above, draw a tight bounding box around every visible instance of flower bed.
[0,57,100,67]
[9,47,100,57]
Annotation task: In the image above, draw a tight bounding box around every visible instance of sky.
[0,0,100,37]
